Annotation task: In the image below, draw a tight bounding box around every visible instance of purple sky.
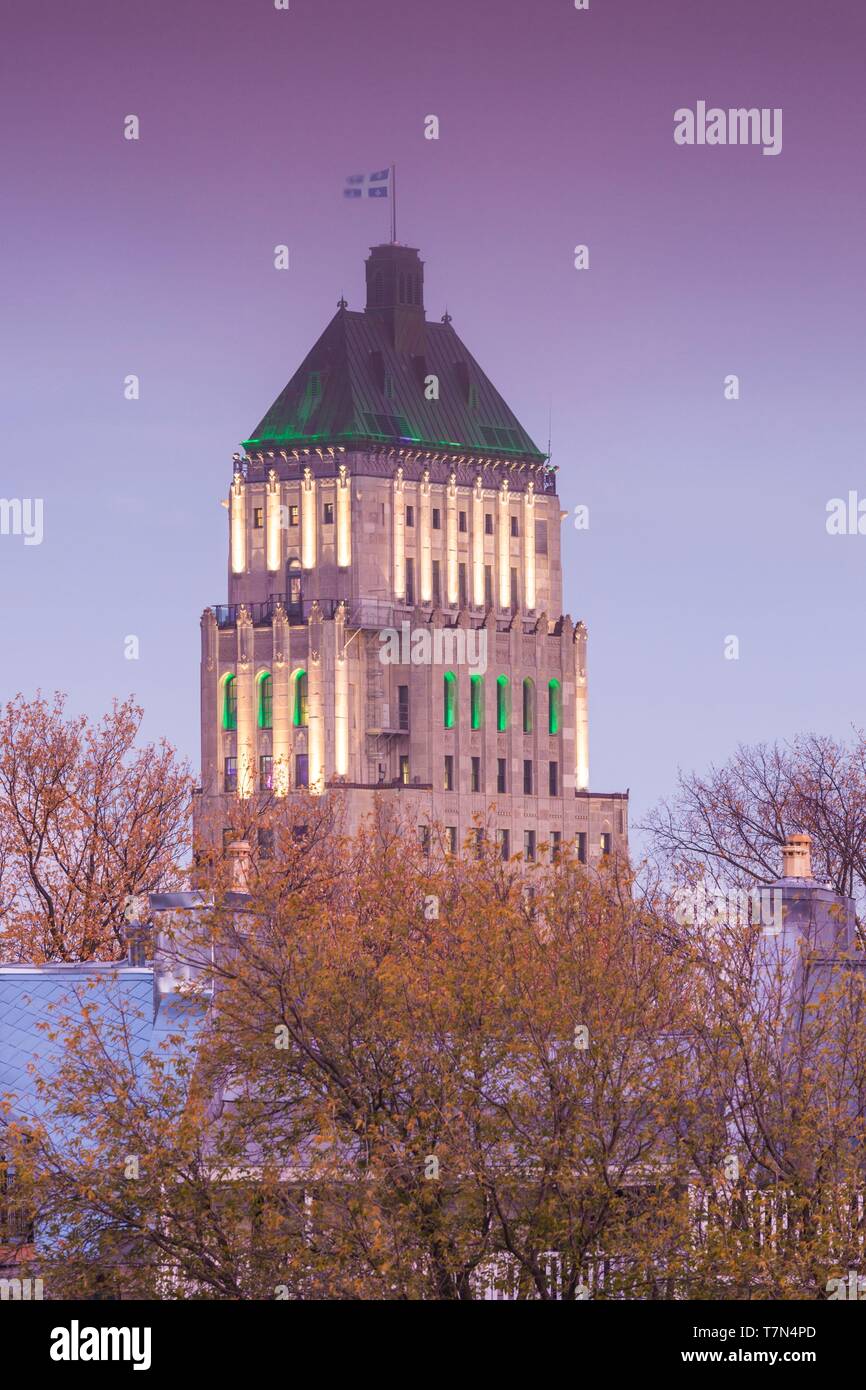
[2,0,865,842]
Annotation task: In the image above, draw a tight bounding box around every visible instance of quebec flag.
[344,168,391,199]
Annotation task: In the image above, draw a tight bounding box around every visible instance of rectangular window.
[398,684,409,731]
[406,505,415,527]
[400,754,410,785]
[295,754,309,788]
[474,826,484,859]
[551,830,562,862]
[484,565,493,609]
[323,501,334,525]
[258,827,274,860]
[289,504,299,527]
[601,832,612,856]
[524,830,536,862]
[471,755,481,792]
[224,756,237,793]
[535,519,548,554]
[510,567,519,613]
[498,828,510,861]
[444,826,457,855]
[432,507,441,530]
[510,515,519,538]
[405,557,415,606]
[549,761,559,796]
[523,759,533,794]
[419,825,431,856]
[497,758,507,794]
[444,755,454,791]
[484,513,494,536]
[577,832,587,864]
[253,506,264,529]
[259,755,273,792]
[458,562,467,608]
[432,559,441,607]
[458,510,467,533]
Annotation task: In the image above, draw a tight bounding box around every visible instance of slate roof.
[0,964,207,1122]
[243,307,546,462]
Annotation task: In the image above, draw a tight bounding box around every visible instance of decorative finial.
[441,309,452,325]
[338,294,348,310]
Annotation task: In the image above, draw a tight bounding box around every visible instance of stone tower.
[198,244,627,862]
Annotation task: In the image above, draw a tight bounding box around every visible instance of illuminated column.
[497,479,510,609]
[236,608,256,799]
[200,608,219,800]
[472,475,484,607]
[419,469,432,603]
[265,469,281,574]
[336,463,352,569]
[446,471,458,606]
[523,482,536,612]
[393,467,405,600]
[334,602,349,777]
[301,466,317,570]
[271,604,290,796]
[230,471,246,575]
[574,621,589,791]
[307,603,325,794]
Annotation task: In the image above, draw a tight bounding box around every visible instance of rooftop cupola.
[364,244,426,355]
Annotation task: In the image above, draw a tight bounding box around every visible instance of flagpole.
[391,163,397,244]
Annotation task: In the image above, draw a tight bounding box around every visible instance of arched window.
[522,678,534,734]
[222,674,237,731]
[443,672,457,729]
[293,669,308,727]
[497,675,509,732]
[287,559,302,614]
[470,674,484,730]
[257,672,273,729]
[548,678,561,735]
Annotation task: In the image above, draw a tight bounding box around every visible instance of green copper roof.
[243,307,545,460]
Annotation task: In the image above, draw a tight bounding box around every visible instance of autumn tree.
[0,692,192,962]
[6,801,696,1299]
[643,733,866,912]
[669,906,866,1299]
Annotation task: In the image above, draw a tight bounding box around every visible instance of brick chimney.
[781,833,812,880]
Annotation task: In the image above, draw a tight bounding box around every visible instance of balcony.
[213,596,343,629]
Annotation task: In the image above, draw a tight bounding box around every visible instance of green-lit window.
[294,670,308,727]
[470,674,484,730]
[496,676,509,732]
[522,678,534,734]
[258,673,273,729]
[548,678,561,735]
[443,671,457,729]
[222,675,237,731]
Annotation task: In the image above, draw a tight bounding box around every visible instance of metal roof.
[243,308,546,461]
[0,964,206,1121]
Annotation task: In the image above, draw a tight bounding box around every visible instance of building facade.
[198,243,627,861]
